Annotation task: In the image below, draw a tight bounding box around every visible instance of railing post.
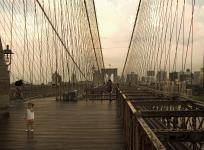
[135,118,139,150]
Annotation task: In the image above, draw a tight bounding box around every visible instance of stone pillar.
[107,73,111,80]
[113,70,117,82]
[0,39,10,115]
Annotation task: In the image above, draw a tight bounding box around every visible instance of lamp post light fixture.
[3,45,14,66]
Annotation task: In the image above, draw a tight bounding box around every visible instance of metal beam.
[153,129,204,142]
[138,110,204,117]
[128,97,164,100]
[132,100,191,106]
[125,94,155,96]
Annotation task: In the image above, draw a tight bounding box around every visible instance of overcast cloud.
[95,0,204,75]
[95,0,139,73]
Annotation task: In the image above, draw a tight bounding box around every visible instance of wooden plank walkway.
[0,98,124,150]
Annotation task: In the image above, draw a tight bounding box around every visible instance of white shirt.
[27,108,34,120]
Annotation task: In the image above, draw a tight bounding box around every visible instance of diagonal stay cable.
[92,0,105,68]
[35,0,88,81]
[121,0,142,77]
[83,0,100,72]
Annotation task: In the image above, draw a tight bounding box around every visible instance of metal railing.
[116,88,166,150]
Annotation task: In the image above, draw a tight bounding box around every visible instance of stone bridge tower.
[0,38,10,117]
[101,68,118,83]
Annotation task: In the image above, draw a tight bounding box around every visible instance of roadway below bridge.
[118,86,204,150]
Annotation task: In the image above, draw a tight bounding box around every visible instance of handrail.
[136,117,166,150]
[127,101,137,114]
[116,87,166,150]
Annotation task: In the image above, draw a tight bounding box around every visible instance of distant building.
[194,71,201,85]
[193,68,203,87]
[147,70,155,76]
[156,71,167,81]
[126,72,138,84]
[169,72,179,81]
[146,70,156,83]
[179,69,193,85]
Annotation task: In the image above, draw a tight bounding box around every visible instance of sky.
[0,0,138,80]
[95,0,204,75]
[0,0,204,80]
[94,0,139,73]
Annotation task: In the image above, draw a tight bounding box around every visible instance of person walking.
[106,79,113,101]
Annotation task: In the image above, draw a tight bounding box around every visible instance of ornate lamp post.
[3,45,14,66]
[3,44,14,99]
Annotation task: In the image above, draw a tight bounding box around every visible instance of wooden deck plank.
[0,98,124,150]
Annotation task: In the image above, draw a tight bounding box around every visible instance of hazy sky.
[95,0,139,73]
[0,0,203,79]
[95,0,204,74]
